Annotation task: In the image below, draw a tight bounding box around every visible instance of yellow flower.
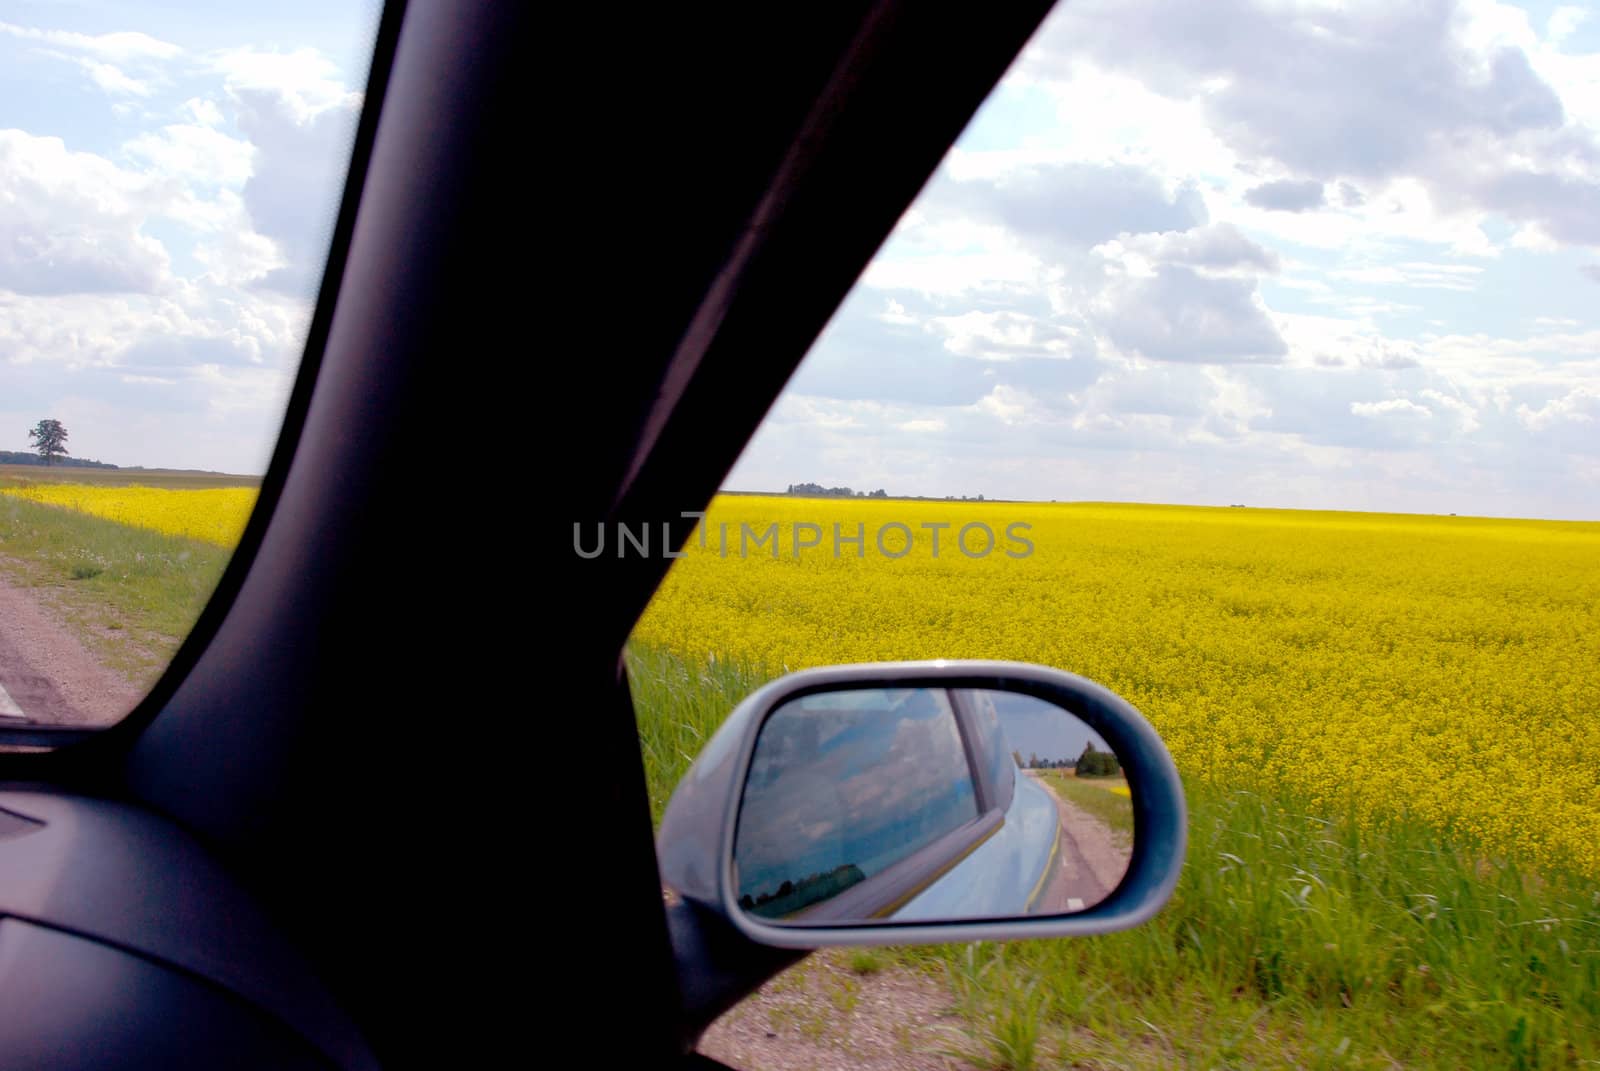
[1,484,256,549]
[634,495,1600,877]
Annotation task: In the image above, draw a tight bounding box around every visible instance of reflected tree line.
[1013,742,1121,777]
[741,863,866,918]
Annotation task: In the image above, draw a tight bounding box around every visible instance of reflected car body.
[894,760,1060,920]
[728,685,1065,923]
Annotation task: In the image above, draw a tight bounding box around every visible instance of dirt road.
[0,563,141,727]
[1025,770,1131,914]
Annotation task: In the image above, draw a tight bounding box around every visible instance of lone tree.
[28,419,69,466]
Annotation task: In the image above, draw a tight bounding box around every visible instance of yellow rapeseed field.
[0,484,256,548]
[633,495,1600,877]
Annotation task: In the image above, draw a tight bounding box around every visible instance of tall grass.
[954,784,1600,1069]
[629,641,1600,1069]
[624,642,773,826]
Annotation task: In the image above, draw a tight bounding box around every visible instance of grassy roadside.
[628,641,1600,1070]
[0,494,232,681]
[1036,770,1135,841]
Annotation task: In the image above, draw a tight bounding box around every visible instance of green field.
[0,464,261,490]
[627,643,1600,1070]
[0,493,234,681]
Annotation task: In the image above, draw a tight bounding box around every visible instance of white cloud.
[0,130,170,295]
[1002,0,1600,257]
[191,210,287,287]
[898,418,948,433]
[1419,388,1483,432]
[928,310,1080,361]
[1244,179,1325,212]
[73,57,153,97]
[0,22,368,471]
[1546,6,1588,45]
[1517,386,1600,429]
[1351,398,1435,419]
[124,124,255,188]
[1091,263,1287,364]
[731,1,1600,517]
[0,22,180,63]
[183,98,227,129]
[976,385,1036,425]
[210,47,361,123]
[1,22,181,101]
[991,64,1237,180]
[1102,222,1280,276]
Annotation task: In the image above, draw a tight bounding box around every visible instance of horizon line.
[715,489,1600,525]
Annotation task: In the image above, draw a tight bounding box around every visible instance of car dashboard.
[0,790,374,1070]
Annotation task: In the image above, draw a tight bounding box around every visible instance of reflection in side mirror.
[732,687,1133,926]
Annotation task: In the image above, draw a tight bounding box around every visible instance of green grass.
[629,641,1600,1070]
[847,949,887,976]
[0,494,232,680]
[0,464,260,490]
[624,642,774,826]
[935,786,1600,1069]
[1037,770,1135,840]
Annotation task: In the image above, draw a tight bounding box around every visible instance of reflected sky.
[992,692,1111,767]
[735,689,977,908]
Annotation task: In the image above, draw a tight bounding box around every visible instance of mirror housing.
[657,661,1186,950]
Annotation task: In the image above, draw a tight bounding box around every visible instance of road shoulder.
[0,560,143,727]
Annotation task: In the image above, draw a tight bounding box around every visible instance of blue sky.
[727,0,1600,520]
[991,692,1111,768]
[0,1,378,472]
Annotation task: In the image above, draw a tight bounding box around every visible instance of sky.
[990,692,1112,767]
[0,1,379,473]
[725,0,1600,520]
[4,3,1598,515]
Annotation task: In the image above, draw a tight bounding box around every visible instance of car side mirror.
[657,661,1186,949]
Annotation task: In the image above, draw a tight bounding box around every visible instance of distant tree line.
[0,450,117,469]
[784,483,990,500]
[1013,744,1121,777]
[786,482,888,498]
[1016,750,1078,770]
[740,863,865,918]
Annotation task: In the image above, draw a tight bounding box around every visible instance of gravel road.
[1025,769,1133,913]
[0,563,141,728]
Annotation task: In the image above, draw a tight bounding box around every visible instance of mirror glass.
[733,687,1134,926]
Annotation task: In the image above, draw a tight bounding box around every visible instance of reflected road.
[1026,770,1130,914]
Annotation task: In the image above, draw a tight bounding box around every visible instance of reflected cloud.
[736,689,977,912]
